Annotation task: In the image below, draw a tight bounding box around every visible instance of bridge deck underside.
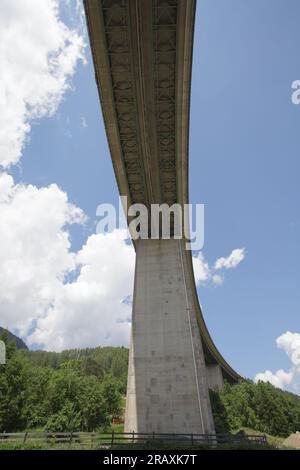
[99,0,180,207]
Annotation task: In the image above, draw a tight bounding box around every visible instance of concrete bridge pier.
[125,238,215,434]
[207,364,224,391]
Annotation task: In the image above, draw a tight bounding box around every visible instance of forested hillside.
[1,330,300,438]
[23,346,128,386]
[211,381,300,437]
[0,332,128,433]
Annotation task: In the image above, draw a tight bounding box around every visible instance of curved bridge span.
[84,0,241,434]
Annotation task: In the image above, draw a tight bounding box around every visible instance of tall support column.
[125,239,215,434]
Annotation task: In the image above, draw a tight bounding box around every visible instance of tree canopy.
[0,333,128,432]
[210,380,300,437]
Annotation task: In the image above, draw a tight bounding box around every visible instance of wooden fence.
[0,431,268,447]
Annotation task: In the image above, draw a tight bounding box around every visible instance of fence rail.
[0,431,268,447]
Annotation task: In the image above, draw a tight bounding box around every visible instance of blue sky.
[1,0,299,390]
[190,0,300,382]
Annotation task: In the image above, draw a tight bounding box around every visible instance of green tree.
[45,402,81,432]
[0,337,29,431]
[24,366,52,429]
[211,380,300,438]
[81,376,109,430]
[101,376,122,417]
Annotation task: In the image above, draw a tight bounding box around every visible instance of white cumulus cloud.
[0,0,247,351]
[255,369,294,389]
[28,230,135,351]
[0,1,137,351]
[0,173,85,337]
[193,253,211,284]
[0,173,135,351]
[214,248,245,270]
[276,331,300,366]
[0,0,85,167]
[255,331,300,391]
[193,248,245,287]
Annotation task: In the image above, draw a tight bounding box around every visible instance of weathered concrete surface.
[206,364,224,391]
[125,239,215,434]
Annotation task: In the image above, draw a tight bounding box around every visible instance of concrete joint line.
[178,240,204,431]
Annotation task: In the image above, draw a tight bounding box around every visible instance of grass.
[0,441,276,451]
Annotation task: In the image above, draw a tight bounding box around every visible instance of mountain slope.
[0,327,28,350]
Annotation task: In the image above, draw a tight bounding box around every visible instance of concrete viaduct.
[84,0,241,434]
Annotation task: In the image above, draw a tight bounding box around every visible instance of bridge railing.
[0,431,268,447]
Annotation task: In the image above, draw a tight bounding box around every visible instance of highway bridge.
[84,0,241,434]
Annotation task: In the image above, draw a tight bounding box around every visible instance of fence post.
[23,431,28,443]
[152,431,155,441]
[111,430,115,447]
[191,433,194,446]
[69,432,73,444]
